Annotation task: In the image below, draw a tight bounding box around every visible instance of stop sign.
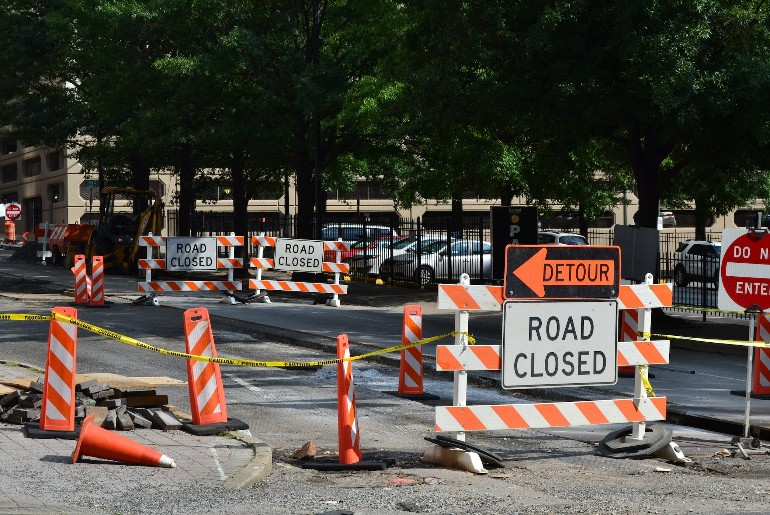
[4,203,20,221]
[718,228,770,311]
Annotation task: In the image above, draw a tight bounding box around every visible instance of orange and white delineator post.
[398,305,424,395]
[40,306,78,432]
[89,256,104,306]
[184,307,228,426]
[72,254,89,304]
[337,334,362,465]
[752,314,770,396]
[618,309,639,375]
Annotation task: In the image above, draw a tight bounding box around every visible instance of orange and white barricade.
[618,308,639,376]
[72,254,90,304]
[248,234,350,307]
[398,305,424,395]
[752,314,770,396]
[337,334,362,464]
[36,306,78,436]
[89,256,104,306]
[429,274,673,469]
[138,233,243,306]
[37,222,52,264]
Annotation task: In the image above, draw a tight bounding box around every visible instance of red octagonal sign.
[718,229,770,312]
[4,203,20,221]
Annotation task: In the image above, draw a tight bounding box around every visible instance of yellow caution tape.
[652,332,769,349]
[48,311,461,368]
[639,365,656,397]
[669,304,757,316]
[0,313,53,322]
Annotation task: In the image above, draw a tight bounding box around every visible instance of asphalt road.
[3,245,770,514]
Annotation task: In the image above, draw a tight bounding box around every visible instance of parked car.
[659,210,676,228]
[379,239,492,285]
[537,231,589,245]
[322,235,404,262]
[673,240,721,286]
[347,236,443,276]
[321,223,399,246]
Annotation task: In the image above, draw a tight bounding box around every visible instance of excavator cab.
[87,188,163,272]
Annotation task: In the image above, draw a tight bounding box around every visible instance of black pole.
[312,0,322,239]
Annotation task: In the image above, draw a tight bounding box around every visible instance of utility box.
[491,206,538,280]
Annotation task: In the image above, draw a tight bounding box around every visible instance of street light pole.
[312,0,322,239]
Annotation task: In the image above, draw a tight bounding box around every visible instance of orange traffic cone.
[72,414,176,468]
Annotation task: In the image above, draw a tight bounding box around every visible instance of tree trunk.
[128,151,150,214]
[628,134,663,229]
[231,152,249,279]
[578,204,589,239]
[295,159,315,239]
[500,181,513,207]
[178,143,195,237]
[693,198,709,241]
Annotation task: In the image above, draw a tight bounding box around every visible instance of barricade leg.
[180,307,248,435]
[26,306,80,439]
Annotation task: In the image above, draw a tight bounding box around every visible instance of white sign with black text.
[274,238,324,273]
[166,237,217,271]
[501,299,618,389]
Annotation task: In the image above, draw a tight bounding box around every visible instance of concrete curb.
[226,432,273,488]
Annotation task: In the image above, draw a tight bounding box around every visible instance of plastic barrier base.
[729,389,770,401]
[596,424,672,458]
[181,418,249,436]
[424,435,504,468]
[24,421,80,440]
[387,391,441,401]
[301,456,394,471]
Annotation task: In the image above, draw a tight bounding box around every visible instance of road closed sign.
[166,237,217,271]
[501,299,618,389]
[718,228,770,311]
[274,238,324,272]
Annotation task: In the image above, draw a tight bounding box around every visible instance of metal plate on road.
[504,245,620,300]
[718,228,770,312]
[501,299,618,389]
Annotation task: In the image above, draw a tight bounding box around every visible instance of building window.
[48,183,63,204]
[23,157,41,177]
[1,163,17,183]
[47,150,63,172]
[1,141,17,154]
[1,191,18,203]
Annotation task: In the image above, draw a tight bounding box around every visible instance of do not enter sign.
[718,228,770,311]
[4,203,20,221]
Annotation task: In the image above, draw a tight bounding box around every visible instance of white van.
[321,223,399,245]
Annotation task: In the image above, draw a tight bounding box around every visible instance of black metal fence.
[165,210,733,314]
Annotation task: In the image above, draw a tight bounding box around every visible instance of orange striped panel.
[491,405,530,429]
[445,406,488,431]
[436,347,464,371]
[575,401,610,425]
[442,285,481,310]
[535,404,571,427]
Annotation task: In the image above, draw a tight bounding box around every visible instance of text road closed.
[501,299,618,389]
[166,237,217,271]
[274,238,324,273]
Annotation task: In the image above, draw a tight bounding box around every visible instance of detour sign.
[504,245,621,300]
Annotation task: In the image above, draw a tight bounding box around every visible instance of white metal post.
[327,237,342,307]
[630,273,654,441]
[743,313,757,438]
[452,274,471,442]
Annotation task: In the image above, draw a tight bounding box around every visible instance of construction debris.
[0,377,184,432]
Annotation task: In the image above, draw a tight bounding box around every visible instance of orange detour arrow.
[513,248,615,297]
[504,245,620,300]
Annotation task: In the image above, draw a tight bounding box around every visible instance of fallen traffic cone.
[72,414,176,468]
[337,334,362,465]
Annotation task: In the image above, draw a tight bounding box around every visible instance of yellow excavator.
[50,188,163,272]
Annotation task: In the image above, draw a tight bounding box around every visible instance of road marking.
[225,373,262,392]
[209,447,227,480]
